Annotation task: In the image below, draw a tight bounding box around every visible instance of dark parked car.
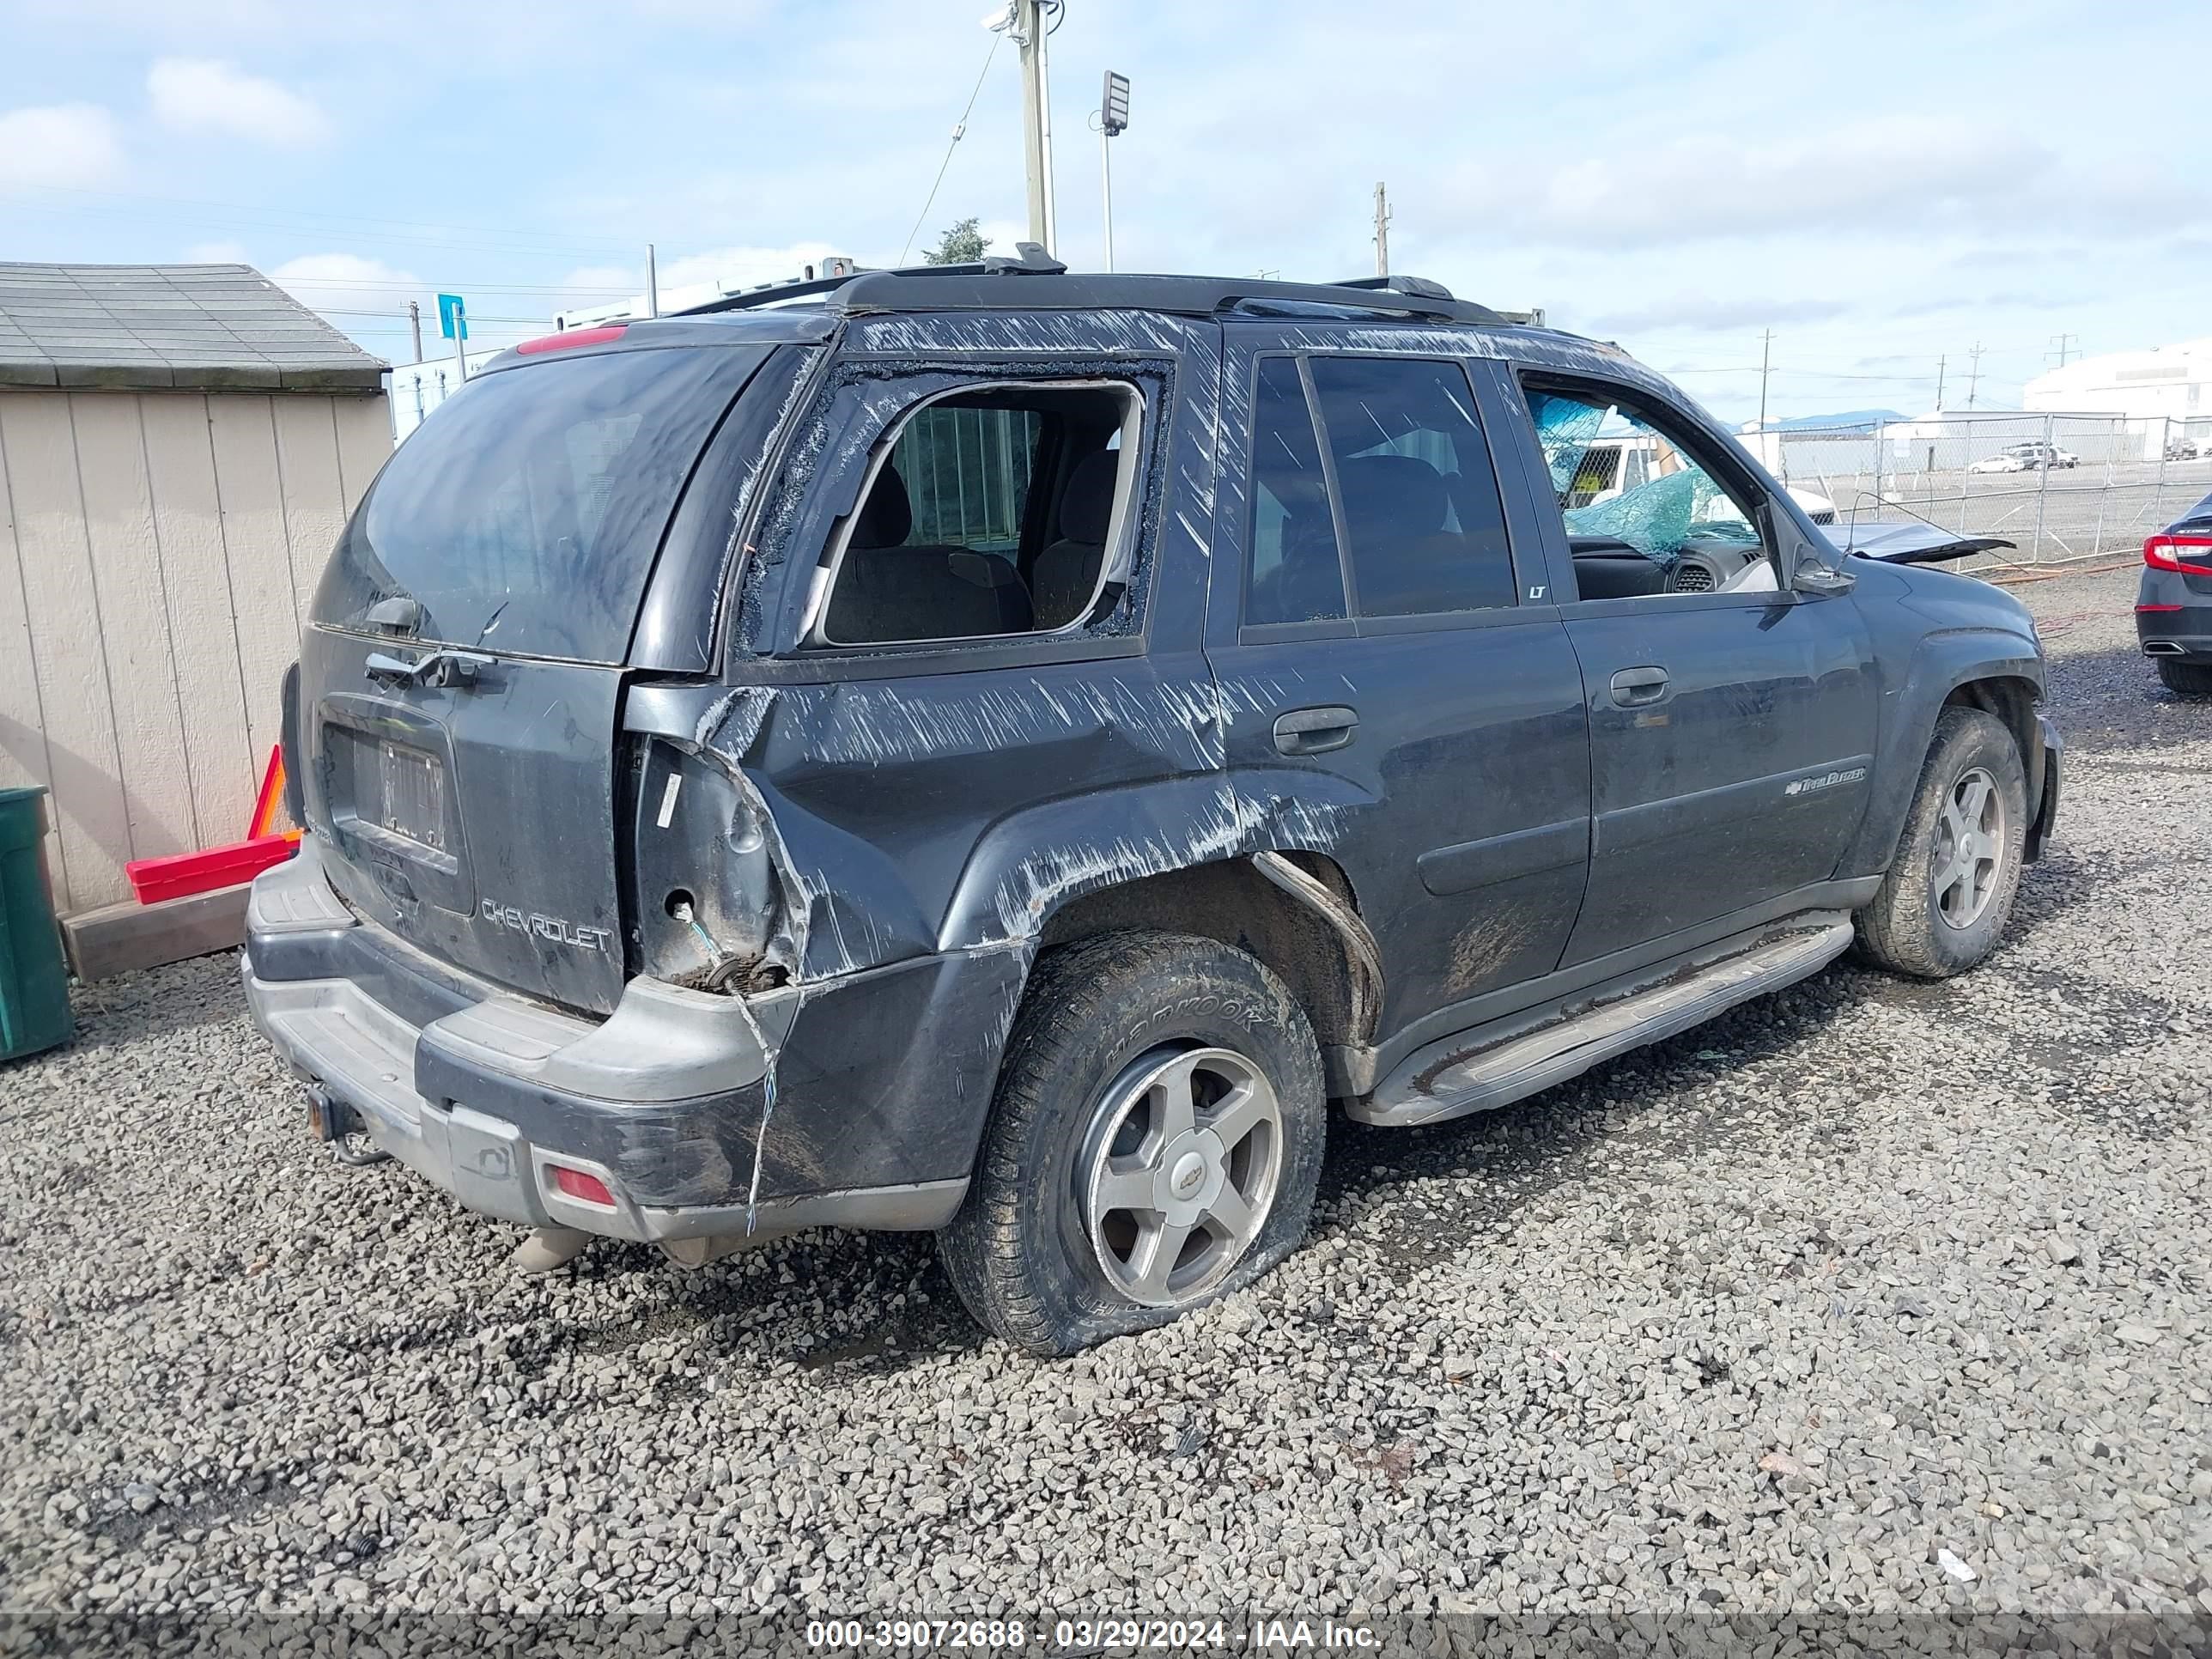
[2137,487,2212,695]
[245,255,2061,1354]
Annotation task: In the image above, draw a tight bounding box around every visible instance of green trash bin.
[0,785,74,1062]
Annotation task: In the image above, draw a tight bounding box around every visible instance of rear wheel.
[1856,707,2027,979]
[938,932,1326,1356]
[2156,658,2212,697]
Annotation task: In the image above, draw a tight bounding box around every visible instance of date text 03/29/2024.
[805,1618,1383,1650]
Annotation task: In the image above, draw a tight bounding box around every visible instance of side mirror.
[1761,501,1855,597]
[1792,559,1856,597]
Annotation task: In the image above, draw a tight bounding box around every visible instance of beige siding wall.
[0,386,391,913]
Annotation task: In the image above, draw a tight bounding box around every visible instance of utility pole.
[1757,329,1773,435]
[407,301,422,364]
[1935,354,1946,412]
[647,244,660,318]
[1966,341,1985,410]
[1012,0,1058,252]
[1373,182,1391,276]
[2047,331,2077,368]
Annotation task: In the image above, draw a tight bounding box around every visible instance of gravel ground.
[2,565,2207,1639]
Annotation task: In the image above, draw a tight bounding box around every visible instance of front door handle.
[1273,705,1358,755]
[1609,665,1669,707]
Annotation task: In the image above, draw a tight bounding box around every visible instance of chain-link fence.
[1744,413,2212,568]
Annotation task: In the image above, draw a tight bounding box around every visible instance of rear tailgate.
[298,340,777,1016]
[303,628,630,1012]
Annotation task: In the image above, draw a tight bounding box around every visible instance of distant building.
[386,348,504,441]
[552,255,863,331]
[0,262,389,914]
[2026,339,2212,428]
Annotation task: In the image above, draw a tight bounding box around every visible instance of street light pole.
[1098,71,1129,272]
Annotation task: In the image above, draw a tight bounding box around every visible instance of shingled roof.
[0,262,386,393]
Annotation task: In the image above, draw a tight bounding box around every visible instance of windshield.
[316,346,754,663]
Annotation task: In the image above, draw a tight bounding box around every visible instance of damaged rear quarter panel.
[685,309,1278,988]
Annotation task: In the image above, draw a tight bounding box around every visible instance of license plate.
[378,742,447,851]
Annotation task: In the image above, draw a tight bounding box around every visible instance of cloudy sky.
[3,0,2206,424]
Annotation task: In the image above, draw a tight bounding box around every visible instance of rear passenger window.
[1307,357,1517,617]
[1246,357,1348,625]
[818,382,1139,646]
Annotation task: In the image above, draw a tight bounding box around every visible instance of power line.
[274,276,630,295]
[1,183,636,251]
[897,30,1004,266]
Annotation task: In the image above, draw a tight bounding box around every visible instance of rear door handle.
[1273,705,1358,755]
[1609,665,1669,707]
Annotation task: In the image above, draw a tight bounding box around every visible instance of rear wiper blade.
[364,648,494,690]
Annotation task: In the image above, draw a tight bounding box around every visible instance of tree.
[923,217,988,265]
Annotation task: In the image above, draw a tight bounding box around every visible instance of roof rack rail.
[1330,274,1456,301]
[675,264,1510,326]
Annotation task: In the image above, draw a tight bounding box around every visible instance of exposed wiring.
[897,31,1003,266]
[670,897,723,964]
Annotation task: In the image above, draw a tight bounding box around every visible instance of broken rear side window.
[815,381,1141,647]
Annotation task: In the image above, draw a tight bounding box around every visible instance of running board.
[1352,914,1856,1128]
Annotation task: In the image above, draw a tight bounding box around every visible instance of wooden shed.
[0,262,391,928]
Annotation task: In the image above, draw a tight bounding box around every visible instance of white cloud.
[1583,295,1851,336]
[558,243,848,315]
[656,242,845,291]
[148,58,331,146]
[1447,118,2057,251]
[0,104,125,189]
[269,252,422,315]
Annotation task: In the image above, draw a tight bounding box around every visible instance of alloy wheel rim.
[1932,765,2006,929]
[1079,1046,1283,1310]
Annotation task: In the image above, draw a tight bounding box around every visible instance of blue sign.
[436,293,467,342]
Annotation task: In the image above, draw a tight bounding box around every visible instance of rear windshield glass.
[316,346,750,663]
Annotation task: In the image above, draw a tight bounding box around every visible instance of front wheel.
[938,932,1327,1356]
[1855,706,2028,979]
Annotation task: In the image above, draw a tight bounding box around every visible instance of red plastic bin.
[125,832,300,905]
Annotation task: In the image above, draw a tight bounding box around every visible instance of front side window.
[1522,382,1774,600]
[1306,356,1517,617]
[817,382,1139,646]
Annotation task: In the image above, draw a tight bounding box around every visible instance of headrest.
[1334,453,1450,542]
[852,463,912,548]
[1056,450,1120,545]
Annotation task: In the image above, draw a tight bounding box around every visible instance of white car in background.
[1972,442,2080,474]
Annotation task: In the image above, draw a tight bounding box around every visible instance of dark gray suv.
[245,255,2061,1355]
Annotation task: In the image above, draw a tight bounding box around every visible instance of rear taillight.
[515,325,627,356]
[2144,533,2212,575]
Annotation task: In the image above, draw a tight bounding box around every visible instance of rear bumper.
[2136,568,2212,660]
[242,840,988,1243]
[2135,599,2212,662]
